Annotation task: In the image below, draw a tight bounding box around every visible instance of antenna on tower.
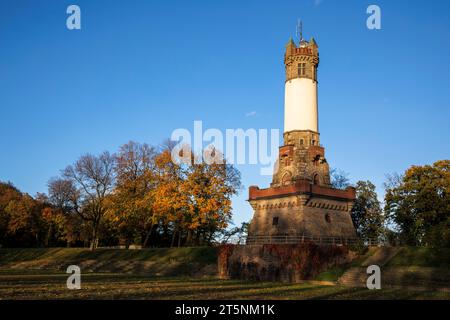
[296,19,303,43]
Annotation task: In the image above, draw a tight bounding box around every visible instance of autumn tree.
[47,178,78,213]
[184,151,242,246]
[1,140,243,248]
[384,160,450,247]
[60,152,116,249]
[0,182,22,246]
[0,183,57,247]
[152,149,189,247]
[47,178,87,247]
[109,141,157,248]
[5,194,38,246]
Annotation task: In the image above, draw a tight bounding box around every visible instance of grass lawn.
[1,247,448,300]
[0,270,448,300]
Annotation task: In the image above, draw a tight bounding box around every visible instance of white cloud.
[314,0,324,6]
[245,111,257,117]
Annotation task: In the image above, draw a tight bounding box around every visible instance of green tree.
[384,160,450,247]
[351,180,384,240]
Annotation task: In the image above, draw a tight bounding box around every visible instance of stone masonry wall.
[219,244,356,282]
[248,194,356,239]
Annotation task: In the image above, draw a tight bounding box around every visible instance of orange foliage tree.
[0,140,242,248]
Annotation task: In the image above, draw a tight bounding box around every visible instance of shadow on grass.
[307,286,441,300]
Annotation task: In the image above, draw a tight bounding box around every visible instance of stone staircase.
[338,247,401,287]
[338,267,368,287]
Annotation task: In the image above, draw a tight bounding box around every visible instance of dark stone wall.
[219,244,356,282]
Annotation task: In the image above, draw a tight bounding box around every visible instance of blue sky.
[1,0,449,227]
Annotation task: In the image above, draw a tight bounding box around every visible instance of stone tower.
[246,34,357,243]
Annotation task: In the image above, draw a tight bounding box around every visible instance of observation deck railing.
[245,235,385,246]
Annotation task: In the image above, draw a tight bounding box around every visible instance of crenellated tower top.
[284,37,319,82]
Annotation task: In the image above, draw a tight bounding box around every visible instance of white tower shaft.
[284,77,318,133]
[283,35,319,134]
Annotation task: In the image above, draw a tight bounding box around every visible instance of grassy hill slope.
[386,247,450,268]
[316,247,450,287]
[1,246,449,288]
[0,247,218,277]
[327,247,450,289]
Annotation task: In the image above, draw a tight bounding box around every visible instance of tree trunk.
[143,223,153,248]
[177,230,182,247]
[170,224,178,248]
[45,224,52,247]
[206,229,214,245]
[90,222,99,250]
[195,229,199,246]
[35,233,40,247]
[186,229,193,247]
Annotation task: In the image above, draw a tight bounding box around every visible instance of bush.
[348,241,369,256]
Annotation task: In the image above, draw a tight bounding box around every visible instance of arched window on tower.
[282,172,292,186]
[313,174,320,185]
[313,155,320,167]
[298,63,306,77]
